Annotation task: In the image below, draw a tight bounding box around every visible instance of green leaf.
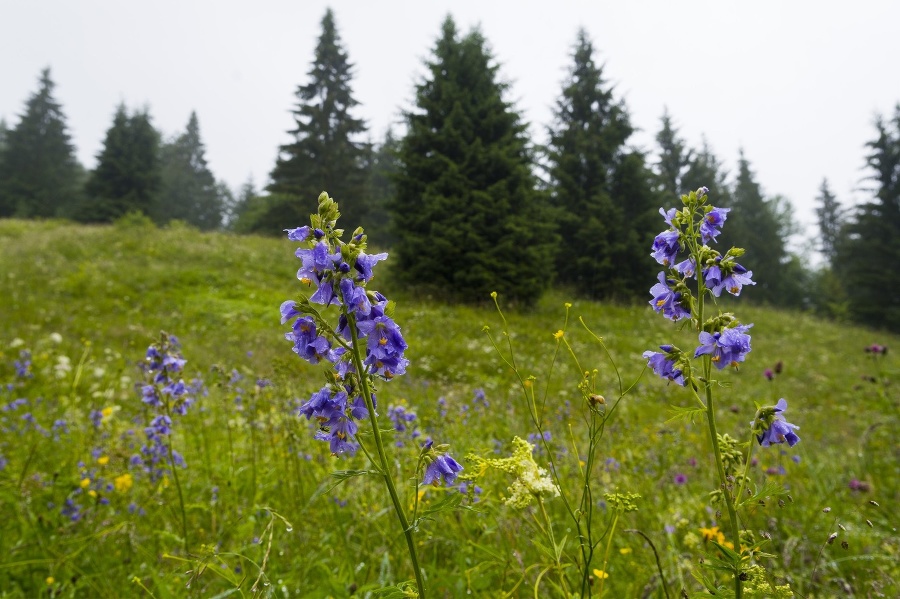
[666,404,706,424]
[309,469,376,503]
[418,489,467,520]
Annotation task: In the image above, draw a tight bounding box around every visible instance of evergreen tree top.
[289,8,365,138]
[655,107,692,197]
[8,67,75,155]
[0,67,81,218]
[407,15,526,153]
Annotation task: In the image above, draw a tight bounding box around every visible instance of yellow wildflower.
[46,577,55,585]
[88,490,97,498]
[114,473,133,493]
[410,488,428,510]
[699,526,726,544]
[593,569,609,579]
[619,547,632,555]
[80,478,91,489]
[554,330,565,340]
[97,456,109,466]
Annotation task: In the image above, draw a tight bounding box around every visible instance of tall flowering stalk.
[643,188,800,597]
[483,296,644,597]
[281,192,459,598]
[135,332,196,552]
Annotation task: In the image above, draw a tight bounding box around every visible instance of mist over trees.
[0,13,897,329]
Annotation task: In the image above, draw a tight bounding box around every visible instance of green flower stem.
[344,309,426,598]
[596,511,619,598]
[537,497,570,597]
[163,401,189,554]
[693,224,742,599]
[702,360,742,599]
[734,431,758,509]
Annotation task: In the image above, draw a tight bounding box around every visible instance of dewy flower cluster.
[135,333,194,481]
[643,188,756,386]
[643,188,799,448]
[281,193,462,483]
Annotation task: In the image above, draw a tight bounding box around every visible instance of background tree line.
[0,11,897,330]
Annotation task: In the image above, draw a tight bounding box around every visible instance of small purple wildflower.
[699,206,730,244]
[848,479,871,492]
[694,324,753,370]
[14,351,32,378]
[754,398,800,448]
[423,452,463,486]
[642,345,686,386]
[649,272,690,321]
[673,473,687,485]
[651,229,681,267]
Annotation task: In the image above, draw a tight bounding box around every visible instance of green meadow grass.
[0,218,897,598]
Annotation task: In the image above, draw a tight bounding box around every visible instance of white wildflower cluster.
[468,436,560,509]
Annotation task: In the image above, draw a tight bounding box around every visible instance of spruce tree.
[814,179,843,265]
[546,29,651,299]
[366,128,400,247]
[610,149,664,296]
[267,8,369,227]
[719,152,788,304]
[654,108,693,200]
[80,105,161,222]
[155,111,223,229]
[0,68,82,218]
[393,16,554,304]
[681,138,730,203]
[226,175,256,229]
[834,106,900,330]
[0,119,7,154]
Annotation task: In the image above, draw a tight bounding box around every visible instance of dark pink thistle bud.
[764,368,774,381]
[848,479,871,492]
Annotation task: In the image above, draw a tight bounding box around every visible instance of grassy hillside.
[0,218,897,597]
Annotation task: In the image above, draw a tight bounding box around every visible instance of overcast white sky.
[3,1,898,240]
